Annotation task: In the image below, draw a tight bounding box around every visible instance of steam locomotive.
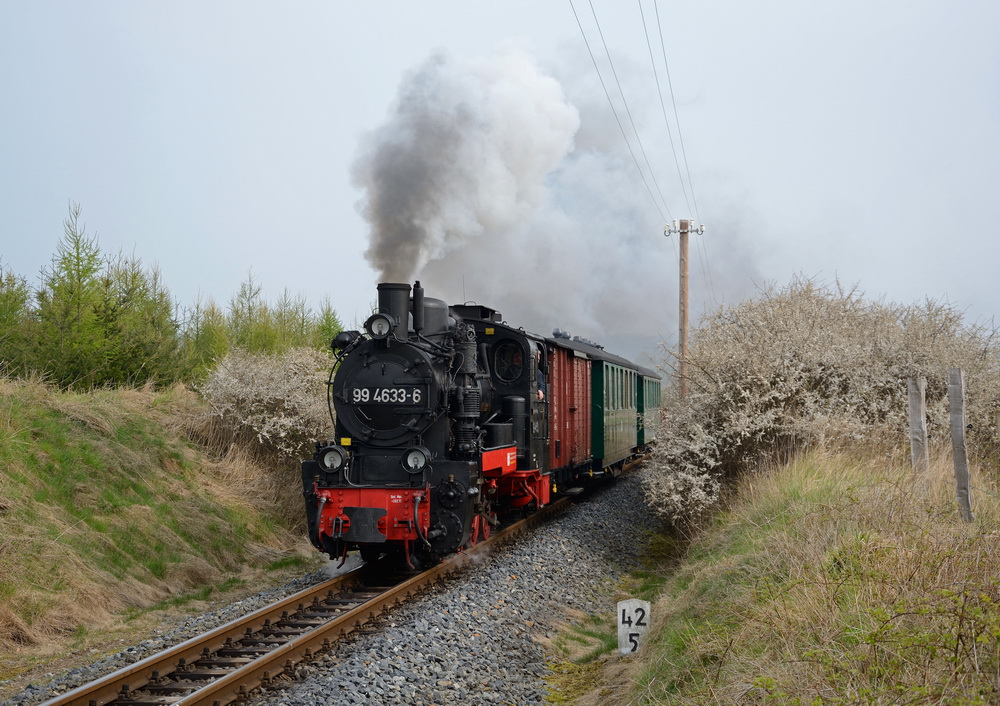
[301,282,661,568]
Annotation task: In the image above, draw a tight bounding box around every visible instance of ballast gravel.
[0,561,358,706]
[249,470,657,706]
[3,470,657,706]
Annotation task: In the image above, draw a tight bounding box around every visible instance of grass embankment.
[551,446,1000,704]
[0,378,320,682]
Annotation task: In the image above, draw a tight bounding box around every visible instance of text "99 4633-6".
[351,387,422,404]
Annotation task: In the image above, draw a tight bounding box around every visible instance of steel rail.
[40,569,367,706]
[182,498,572,706]
[41,496,572,706]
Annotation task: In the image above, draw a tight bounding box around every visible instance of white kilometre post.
[664,220,705,399]
[617,599,651,655]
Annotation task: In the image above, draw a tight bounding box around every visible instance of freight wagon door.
[548,346,570,471]
[573,352,591,463]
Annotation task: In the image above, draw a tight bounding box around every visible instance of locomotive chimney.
[377,282,411,339]
[412,280,425,334]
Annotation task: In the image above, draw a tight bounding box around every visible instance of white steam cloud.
[353,46,759,364]
[353,48,579,283]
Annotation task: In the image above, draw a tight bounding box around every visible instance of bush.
[195,347,335,529]
[0,265,32,375]
[197,347,334,463]
[646,278,1000,526]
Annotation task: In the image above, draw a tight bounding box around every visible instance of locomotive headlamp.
[364,313,394,340]
[401,446,431,473]
[316,445,348,473]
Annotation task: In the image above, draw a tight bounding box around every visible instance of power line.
[586,0,674,221]
[694,225,718,305]
[568,0,671,223]
[649,0,717,305]
[638,0,691,216]
[653,0,700,226]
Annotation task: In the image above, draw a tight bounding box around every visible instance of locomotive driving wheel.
[468,493,496,547]
[469,514,491,546]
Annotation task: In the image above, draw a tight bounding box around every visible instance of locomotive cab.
[452,304,549,476]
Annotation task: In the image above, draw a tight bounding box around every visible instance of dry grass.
[628,442,1000,704]
[0,376,317,669]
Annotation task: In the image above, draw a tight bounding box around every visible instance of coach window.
[494,340,524,383]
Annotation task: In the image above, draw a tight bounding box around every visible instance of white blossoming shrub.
[646,279,1000,526]
[198,347,334,462]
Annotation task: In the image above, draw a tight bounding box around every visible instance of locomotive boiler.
[302,282,550,568]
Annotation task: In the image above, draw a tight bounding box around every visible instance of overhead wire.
[585,0,675,222]
[652,0,700,226]
[638,0,691,217]
[570,0,723,305]
[650,0,718,305]
[568,0,672,224]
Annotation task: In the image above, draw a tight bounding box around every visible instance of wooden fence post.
[907,377,929,474]
[948,368,974,522]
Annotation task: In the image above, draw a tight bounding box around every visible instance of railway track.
[40,496,574,706]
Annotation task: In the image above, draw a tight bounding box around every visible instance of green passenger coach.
[636,365,662,447]
[592,359,638,471]
[545,331,661,478]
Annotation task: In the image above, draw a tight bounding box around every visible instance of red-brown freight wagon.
[546,335,592,491]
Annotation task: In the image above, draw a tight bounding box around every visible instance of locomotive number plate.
[351,386,423,404]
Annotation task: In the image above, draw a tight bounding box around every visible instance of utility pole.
[664,219,705,399]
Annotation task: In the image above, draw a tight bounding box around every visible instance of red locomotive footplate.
[314,486,429,543]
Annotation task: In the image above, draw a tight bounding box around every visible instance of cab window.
[494,340,524,383]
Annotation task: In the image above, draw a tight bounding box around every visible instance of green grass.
[620,449,1000,704]
[0,581,15,601]
[540,449,1000,704]
[124,576,249,619]
[0,379,305,655]
[545,660,607,703]
[265,555,312,571]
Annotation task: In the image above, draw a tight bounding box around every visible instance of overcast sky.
[2,1,998,365]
